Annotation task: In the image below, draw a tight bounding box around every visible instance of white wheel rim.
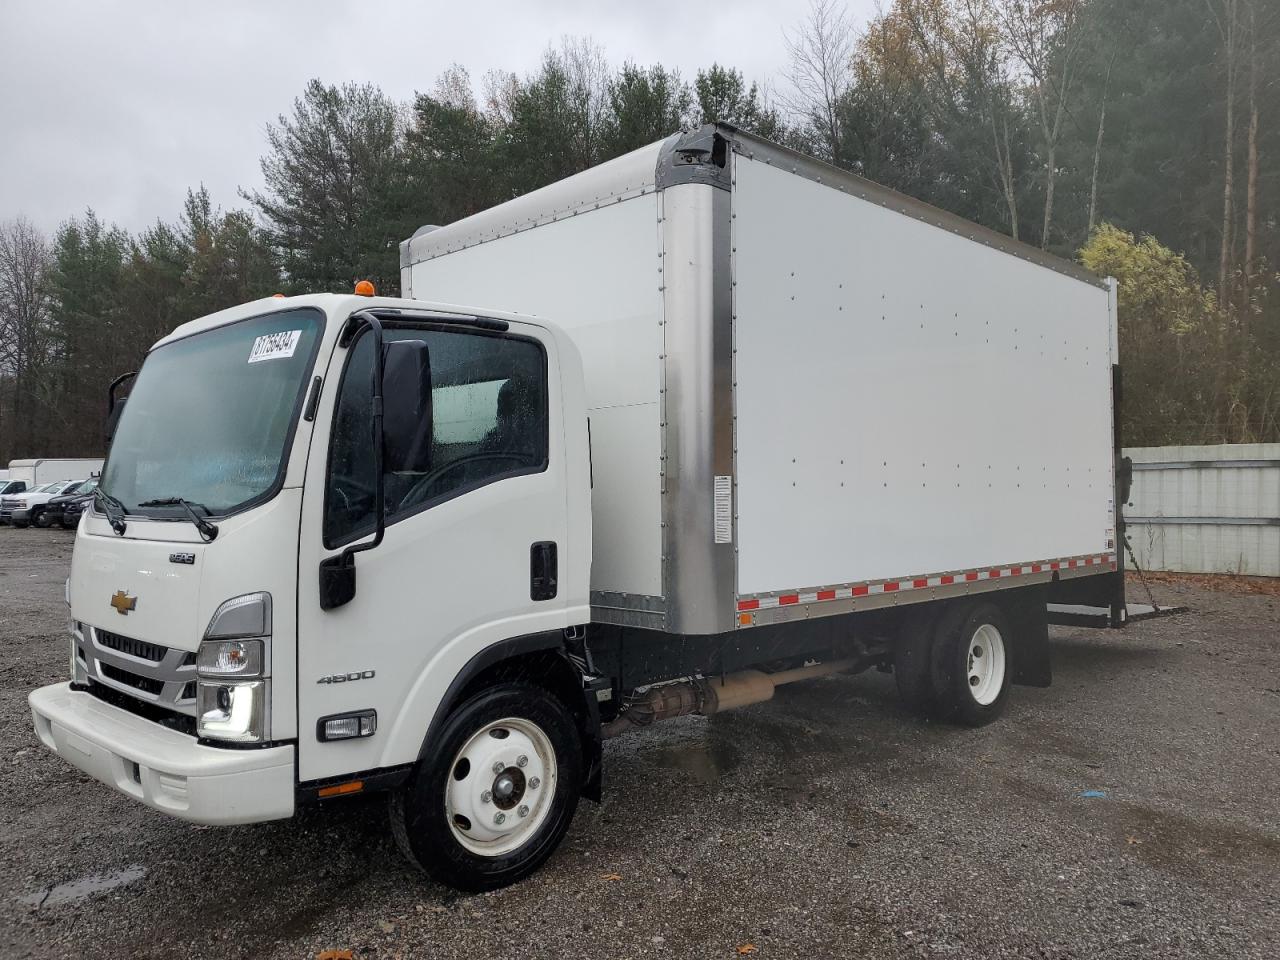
[966,623,1007,706]
[445,716,557,857]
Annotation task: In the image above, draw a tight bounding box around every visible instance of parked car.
[7,480,86,528]
[0,479,29,497]
[1,483,54,523]
[44,478,99,529]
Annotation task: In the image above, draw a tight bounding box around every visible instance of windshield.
[101,308,323,517]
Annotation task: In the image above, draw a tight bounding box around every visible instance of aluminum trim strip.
[735,552,1117,625]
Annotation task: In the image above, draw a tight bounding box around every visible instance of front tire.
[32,509,49,528]
[391,683,582,892]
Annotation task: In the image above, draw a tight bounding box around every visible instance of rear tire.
[390,682,582,892]
[930,601,1013,726]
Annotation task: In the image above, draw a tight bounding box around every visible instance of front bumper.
[29,682,295,825]
[11,508,32,524]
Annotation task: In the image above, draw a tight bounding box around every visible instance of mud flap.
[1006,587,1052,687]
[580,675,611,803]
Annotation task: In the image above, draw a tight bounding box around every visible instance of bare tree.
[1205,0,1241,303]
[557,36,613,169]
[998,0,1084,249]
[0,218,52,458]
[782,0,856,160]
[1087,50,1117,237]
[890,0,1023,237]
[1243,0,1269,287]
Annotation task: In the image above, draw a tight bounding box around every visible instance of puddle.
[19,865,147,908]
[648,739,741,784]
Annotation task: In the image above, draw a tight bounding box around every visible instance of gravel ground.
[1,527,1277,959]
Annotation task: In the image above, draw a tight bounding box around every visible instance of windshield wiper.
[95,489,128,536]
[138,497,219,542]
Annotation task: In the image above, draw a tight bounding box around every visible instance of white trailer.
[6,458,103,487]
[30,125,1126,893]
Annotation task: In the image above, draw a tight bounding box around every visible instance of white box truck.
[29,125,1127,891]
[6,458,104,486]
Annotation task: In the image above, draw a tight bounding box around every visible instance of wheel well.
[455,650,585,724]
[418,639,603,801]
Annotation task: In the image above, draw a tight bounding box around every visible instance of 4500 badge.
[316,670,375,684]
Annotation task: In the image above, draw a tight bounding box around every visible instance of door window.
[324,326,548,547]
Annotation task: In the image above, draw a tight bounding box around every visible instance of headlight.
[196,639,263,678]
[197,593,271,743]
[197,681,268,743]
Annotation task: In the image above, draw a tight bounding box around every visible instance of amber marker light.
[318,780,364,799]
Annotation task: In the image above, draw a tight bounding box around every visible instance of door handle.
[530,541,558,601]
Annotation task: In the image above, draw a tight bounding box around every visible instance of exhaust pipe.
[601,659,856,738]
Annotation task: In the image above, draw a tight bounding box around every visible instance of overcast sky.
[0,0,877,238]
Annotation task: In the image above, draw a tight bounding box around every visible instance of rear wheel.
[894,599,1014,726]
[930,601,1013,726]
[390,683,581,891]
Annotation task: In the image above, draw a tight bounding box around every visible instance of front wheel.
[32,509,50,528]
[390,683,582,891]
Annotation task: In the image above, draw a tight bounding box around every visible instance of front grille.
[97,629,165,663]
[85,625,198,717]
[1,498,21,510]
[100,662,164,696]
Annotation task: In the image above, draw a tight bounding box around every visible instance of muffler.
[601,659,856,738]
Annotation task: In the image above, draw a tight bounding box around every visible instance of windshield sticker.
[248,330,302,364]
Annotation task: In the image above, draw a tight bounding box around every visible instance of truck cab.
[31,292,593,889]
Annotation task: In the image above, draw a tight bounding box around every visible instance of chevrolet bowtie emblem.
[110,590,137,616]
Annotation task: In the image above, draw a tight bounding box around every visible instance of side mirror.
[105,398,126,445]
[381,339,432,473]
[105,370,136,445]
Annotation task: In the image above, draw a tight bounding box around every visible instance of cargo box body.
[402,125,1119,637]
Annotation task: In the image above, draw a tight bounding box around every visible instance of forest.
[0,0,1276,460]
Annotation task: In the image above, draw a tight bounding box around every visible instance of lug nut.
[517,755,529,768]
[529,777,540,789]
[494,812,506,825]
[492,761,504,774]
[518,805,529,818]
[480,790,492,803]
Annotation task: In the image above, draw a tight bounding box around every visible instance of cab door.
[296,317,576,783]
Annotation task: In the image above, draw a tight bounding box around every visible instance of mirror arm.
[107,371,136,416]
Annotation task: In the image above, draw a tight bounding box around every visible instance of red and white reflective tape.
[736,552,1118,613]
